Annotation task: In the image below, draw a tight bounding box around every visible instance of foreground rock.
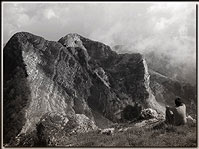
[140,108,158,119]
[98,128,115,135]
[11,113,97,146]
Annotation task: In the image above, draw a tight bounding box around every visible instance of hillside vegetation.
[62,122,197,147]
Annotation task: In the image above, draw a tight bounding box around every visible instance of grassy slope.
[61,122,197,147]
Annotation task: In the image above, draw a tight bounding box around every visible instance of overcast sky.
[3,2,196,67]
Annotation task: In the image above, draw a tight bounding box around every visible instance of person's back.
[173,103,187,126]
[165,97,187,126]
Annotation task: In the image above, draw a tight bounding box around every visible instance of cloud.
[2,2,196,83]
[3,3,196,43]
[44,9,58,19]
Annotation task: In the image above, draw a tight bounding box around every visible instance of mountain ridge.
[3,32,196,146]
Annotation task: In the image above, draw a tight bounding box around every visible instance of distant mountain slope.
[112,45,196,85]
[149,69,196,117]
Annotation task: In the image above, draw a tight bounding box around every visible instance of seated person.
[165,97,187,126]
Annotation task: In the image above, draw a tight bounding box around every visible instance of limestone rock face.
[4,32,93,144]
[58,33,164,120]
[113,45,196,117]
[3,32,167,146]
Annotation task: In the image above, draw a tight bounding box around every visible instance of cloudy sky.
[2,2,197,71]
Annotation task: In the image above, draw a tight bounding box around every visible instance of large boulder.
[15,113,98,147]
[140,108,158,120]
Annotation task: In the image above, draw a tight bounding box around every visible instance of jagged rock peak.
[58,33,85,48]
[8,32,45,43]
[58,33,108,47]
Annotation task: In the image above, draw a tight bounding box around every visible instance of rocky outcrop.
[35,113,97,146]
[4,32,180,146]
[3,32,94,145]
[58,34,164,121]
